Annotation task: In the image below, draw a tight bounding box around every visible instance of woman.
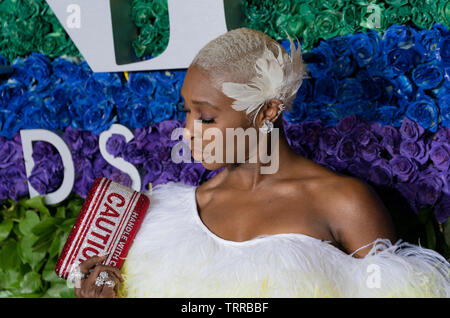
[74,28,450,298]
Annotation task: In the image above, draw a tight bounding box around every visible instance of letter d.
[20,129,75,205]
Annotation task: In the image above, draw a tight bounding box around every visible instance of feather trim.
[118,182,450,298]
[221,29,306,126]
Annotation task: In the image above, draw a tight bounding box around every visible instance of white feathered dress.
[118,181,450,298]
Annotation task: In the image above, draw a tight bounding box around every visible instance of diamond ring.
[67,268,87,284]
[104,280,116,288]
[94,271,109,287]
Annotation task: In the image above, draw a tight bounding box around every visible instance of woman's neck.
[222,124,302,191]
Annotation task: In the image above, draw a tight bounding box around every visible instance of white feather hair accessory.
[221,29,307,127]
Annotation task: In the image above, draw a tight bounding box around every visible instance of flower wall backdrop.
[0,0,449,297]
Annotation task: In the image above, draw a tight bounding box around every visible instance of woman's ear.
[256,99,284,127]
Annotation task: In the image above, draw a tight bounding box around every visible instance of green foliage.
[0,193,84,298]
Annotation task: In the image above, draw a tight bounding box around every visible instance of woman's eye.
[200,117,215,124]
[180,106,214,124]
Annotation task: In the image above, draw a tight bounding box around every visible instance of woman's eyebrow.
[180,90,220,110]
[191,100,219,109]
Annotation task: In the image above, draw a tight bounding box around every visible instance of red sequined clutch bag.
[55,176,150,280]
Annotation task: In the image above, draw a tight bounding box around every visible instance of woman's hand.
[74,254,124,298]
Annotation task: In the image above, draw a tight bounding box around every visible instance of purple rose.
[142,160,163,190]
[0,140,21,168]
[347,159,370,180]
[32,141,55,162]
[301,120,322,146]
[92,154,108,176]
[429,141,450,172]
[104,167,132,188]
[399,117,424,142]
[29,165,51,195]
[434,196,450,223]
[285,123,304,150]
[158,120,183,140]
[336,115,358,136]
[81,131,99,158]
[74,159,95,199]
[64,125,83,152]
[179,164,205,186]
[106,134,126,158]
[311,149,327,165]
[389,155,418,183]
[336,135,356,163]
[318,126,339,156]
[123,140,147,165]
[399,139,429,164]
[3,165,28,201]
[368,158,392,186]
[434,127,450,142]
[324,155,348,171]
[416,168,444,207]
[379,126,401,157]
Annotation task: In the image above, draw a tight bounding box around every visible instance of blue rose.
[392,75,414,108]
[306,41,335,79]
[436,33,449,67]
[336,78,364,107]
[412,61,443,89]
[0,79,26,111]
[52,57,83,83]
[313,77,337,105]
[111,86,132,110]
[24,53,53,93]
[332,54,356,79]
[349,29,380,68]
[384,48,418,77]
[284,100,306,123]
[92,72,123,88]
[150,97,175,122]
[328,34,352,57]
[84,76,108,103]
[22,94,44,129]
[438,94,450,127]
[406,95,439,132]
[129,97,153,128]
[381,25,417,53]
[83,100,115,134]
[414,28,441,62]
[128,72,156,97]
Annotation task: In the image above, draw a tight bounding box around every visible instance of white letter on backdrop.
[99,124,141,192]
[20,129,75,205]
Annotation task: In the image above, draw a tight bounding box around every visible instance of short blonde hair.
[190,27,308,125]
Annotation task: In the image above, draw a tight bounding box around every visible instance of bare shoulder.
[315,174,397,257]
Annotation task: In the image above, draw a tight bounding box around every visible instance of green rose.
[132,1,153,27]
[322,0,346,11]
[38,31,73,58]
[385,5,412,25]
[314,10,342,40]
[17,0,41,21]
[412,7,435,29]
[276,14,305,38]
[133,22,159,57]
[341,4,363,33]
[385,0,409,7]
